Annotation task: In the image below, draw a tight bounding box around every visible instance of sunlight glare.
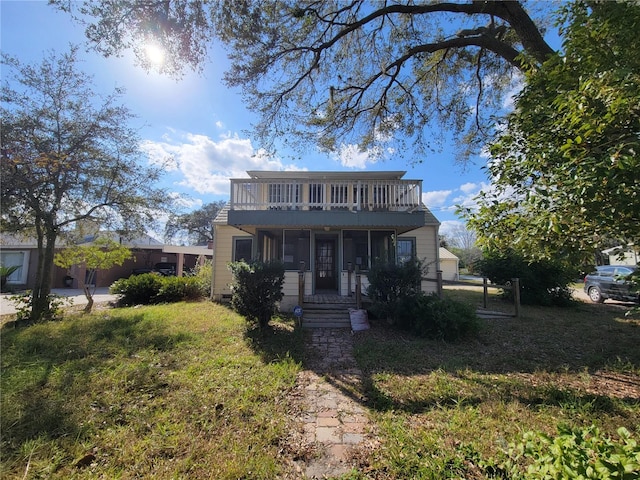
[144,43,166,67]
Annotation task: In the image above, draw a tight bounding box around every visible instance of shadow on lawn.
[243,314,306,366]
[1,313,191,452]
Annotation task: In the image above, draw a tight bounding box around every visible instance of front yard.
[1,289,638,478]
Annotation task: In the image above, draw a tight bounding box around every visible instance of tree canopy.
[164,200,226,245]
[52,0,555,161]
[464,1,640,260]
[0,47,170,321]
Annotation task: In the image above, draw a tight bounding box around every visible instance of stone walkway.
[290,328,377,478]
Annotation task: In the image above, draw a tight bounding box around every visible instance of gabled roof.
[439,247,459,260]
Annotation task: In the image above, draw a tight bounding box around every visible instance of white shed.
[439,247,459,281]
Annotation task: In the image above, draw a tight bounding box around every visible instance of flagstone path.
[288,328,378,478]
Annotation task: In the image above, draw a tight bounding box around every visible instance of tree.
[164,200,226,245]
[52,0,555,161]
[0,47,169,322]
[464,2,640,260]
[54,237,132,313]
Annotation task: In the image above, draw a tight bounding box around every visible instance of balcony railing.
[230,178,422,212]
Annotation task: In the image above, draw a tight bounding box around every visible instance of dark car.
[583,265,638,303]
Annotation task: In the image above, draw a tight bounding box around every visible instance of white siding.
[400,225,439,294]
[212,224,247,298]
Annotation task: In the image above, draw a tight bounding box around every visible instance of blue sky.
[1,1,514,238]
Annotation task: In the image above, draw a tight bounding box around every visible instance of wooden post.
[483,277,488,309]
[355,270,362,310]
[436,270,443,298]
[512,278,521,318]
[298,261,305,308]
[347,262,353,296]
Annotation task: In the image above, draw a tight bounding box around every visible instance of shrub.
[397,293,481,341]
[190,260,212,298]
[157,276,204,303]
[111,273,208,306]
[8,291,70,324]
[366,259,426,323]
[228,260,285,329]
[490,425,640,479]
[477,249,576,306]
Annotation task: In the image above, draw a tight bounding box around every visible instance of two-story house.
[212,171,442,313]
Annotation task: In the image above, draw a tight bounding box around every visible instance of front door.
[315,236,337,291]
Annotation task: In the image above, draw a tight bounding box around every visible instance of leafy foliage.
[397,293,481,341]
[110,273,206,306]
[477,249,576,306]
[366,259,426,323]
[8,291,71,324]
[164,201,226,245]
[0,47,169,322]
[52,1,555,161]
[367,259,478,340]
[465,1,640,259]
[491,425,640,479]
[54,238,132,312]
[228,260,285,329]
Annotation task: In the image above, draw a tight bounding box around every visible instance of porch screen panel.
[371,231,395,265]
[342,230,369,270]
[283,230,310,270]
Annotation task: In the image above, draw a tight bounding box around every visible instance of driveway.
[0,287,117,316]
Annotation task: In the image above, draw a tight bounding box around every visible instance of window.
[0,250,29,284]
[397,238,416,264]
[233,238,253,262]
[342,230,369,270]
[283,230,310,270]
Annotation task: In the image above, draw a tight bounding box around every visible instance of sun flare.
[144,43,166,67]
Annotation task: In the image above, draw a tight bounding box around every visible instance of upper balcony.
[230,174,423,213]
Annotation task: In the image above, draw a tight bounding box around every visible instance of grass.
[1,302,304,479]
[351,288,640,478]
[1,290,639,479]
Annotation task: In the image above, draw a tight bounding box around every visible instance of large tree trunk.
[30,231,57,322]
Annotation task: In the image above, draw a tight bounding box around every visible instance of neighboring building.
[212,170,442,310]
[601,245,638,266]
[0,232,212,290]
[439,247,459,281]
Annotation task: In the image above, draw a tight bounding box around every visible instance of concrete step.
[301,304,352,328]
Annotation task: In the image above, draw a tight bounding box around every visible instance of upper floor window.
[268,183,299,208]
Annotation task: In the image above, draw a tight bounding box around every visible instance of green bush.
[157,276,203,303]
[110,273,207,306]
[478,249,576,306]
[190,260,212,298]
[228,260,285,329]
[397,293,481,341]
[490,425,640,479]
[366,259,426,323]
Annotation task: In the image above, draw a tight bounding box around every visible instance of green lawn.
[1,302,304,479]
[1,293,639,479]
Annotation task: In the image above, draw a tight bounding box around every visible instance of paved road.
[0,287,117,316]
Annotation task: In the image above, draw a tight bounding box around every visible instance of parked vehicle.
[583,265,638,303]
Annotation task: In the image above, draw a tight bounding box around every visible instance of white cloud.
[332,143,379,169]
[141,131,299,195]
[459,182,478,194]
[422,189,452,208]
